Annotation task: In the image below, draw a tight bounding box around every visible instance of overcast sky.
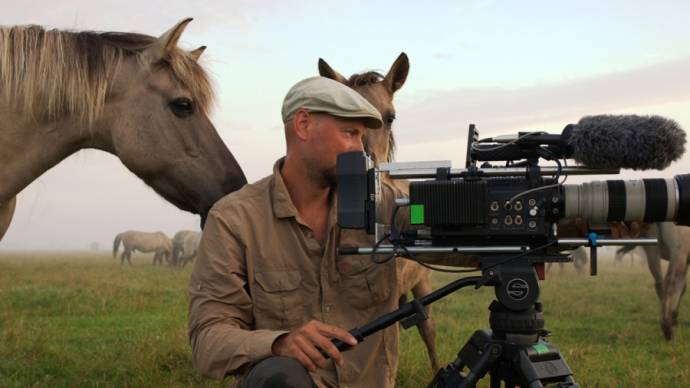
[1,1,689,250]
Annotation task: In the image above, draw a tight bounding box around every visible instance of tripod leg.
[460,343,502,387]
[516,342,579,388]
[428,330,501,388]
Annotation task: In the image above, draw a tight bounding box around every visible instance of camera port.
[515,215,523,225]
[528,220,537,229]
[514,201,523,211]
[490,201,499,212]
[504,201,512,211]
[504,215,513,225]
[528,198,536,207]
[491,217,499,225]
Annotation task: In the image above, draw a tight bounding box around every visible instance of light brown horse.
[0,19,247,241]
[547,246,588,275]
[113,230,172,265]
[615,223,690,339]
[171,229,201,267]
[319,53,440,372]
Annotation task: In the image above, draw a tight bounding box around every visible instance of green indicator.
[532,343,549,355]
[410,204,425,225]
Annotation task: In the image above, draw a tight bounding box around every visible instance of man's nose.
[351,137,365,152]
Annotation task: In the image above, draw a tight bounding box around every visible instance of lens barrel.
[563,174,690,226]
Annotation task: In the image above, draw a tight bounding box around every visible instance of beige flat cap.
[281,76,383,129]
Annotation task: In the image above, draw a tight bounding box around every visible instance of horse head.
[318,53,409,165]
[97,19,247,222]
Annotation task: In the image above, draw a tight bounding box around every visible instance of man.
[188,76,404,388]
[187,76,641,388]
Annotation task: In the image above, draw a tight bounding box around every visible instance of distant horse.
[0,19,247,242]
[113,230,172,265]
[319,53,440,372]
[615,223,690,339]
[171,230,201,267]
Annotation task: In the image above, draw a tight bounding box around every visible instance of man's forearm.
[190,320,288,379]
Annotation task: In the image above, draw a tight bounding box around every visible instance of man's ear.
[292,109,312,141]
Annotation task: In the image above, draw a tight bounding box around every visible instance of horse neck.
[0,107,89,203]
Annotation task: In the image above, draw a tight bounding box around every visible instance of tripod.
[330,258,580,388]
[428,301,578,388]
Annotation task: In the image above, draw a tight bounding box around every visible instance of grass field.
[1,251,689,387]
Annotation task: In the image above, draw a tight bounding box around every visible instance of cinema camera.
[333,115,690,387]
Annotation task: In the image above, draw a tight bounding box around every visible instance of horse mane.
[347,71,383,88]
[0,25,213,125]
[346,70,396,163]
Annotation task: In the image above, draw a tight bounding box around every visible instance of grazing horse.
[113,230,172,265]
[0,19,247,242]
[319,53,440,372]
[171,230,201,267]
[615,223,690,339]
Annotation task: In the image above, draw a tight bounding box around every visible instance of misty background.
[1,0,689,250]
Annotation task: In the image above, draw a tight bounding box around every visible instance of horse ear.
[318,58,348,84]
[383,52,409,93]
[153,18,193,59]
[189,45,206,61]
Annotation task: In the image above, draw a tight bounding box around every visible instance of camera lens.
[562,174,690,226]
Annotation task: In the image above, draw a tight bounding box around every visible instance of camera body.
[408,174,559,247]
[337,121,690,262]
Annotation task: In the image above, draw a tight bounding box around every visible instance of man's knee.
[240,356,315,388]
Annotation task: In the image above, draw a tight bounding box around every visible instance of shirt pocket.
[253,270,304,330]
[336,255,392,310]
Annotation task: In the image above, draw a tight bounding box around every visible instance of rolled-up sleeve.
[188,209,288,379]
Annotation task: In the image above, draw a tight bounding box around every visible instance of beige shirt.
[188,159,404,388]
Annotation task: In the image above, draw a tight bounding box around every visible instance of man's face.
[305,113,367,187]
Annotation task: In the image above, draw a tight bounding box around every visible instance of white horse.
[113,230,172,265]
[172,230,201,267]
[616,223,690,339]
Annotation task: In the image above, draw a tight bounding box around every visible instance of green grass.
[1,252,689,387]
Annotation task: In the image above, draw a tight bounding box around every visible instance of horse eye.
[169,98,195,118]
[387,113,396,124]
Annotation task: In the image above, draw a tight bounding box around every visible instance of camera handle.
[329,275,482,351]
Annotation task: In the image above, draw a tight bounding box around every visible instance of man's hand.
[271,320,358,372]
